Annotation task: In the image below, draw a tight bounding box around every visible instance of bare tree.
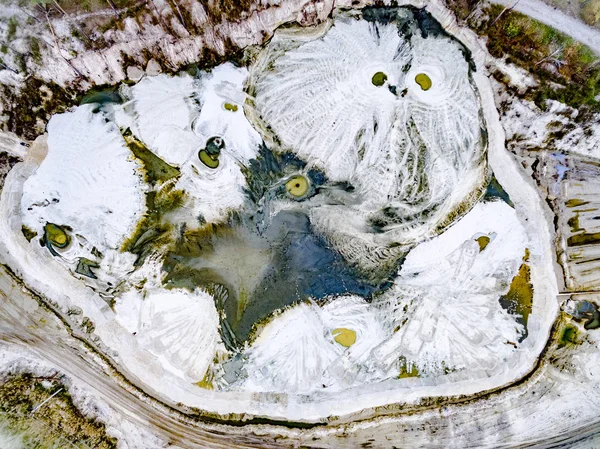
[490,0,520,27]
[171,0,187,29]
[30,0,86,78]
[49,0,92,43]
[106,0,119,17]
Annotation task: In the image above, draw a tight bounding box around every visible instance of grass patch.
[30,37,42,64]
[0,373,117,448]
[459,4,600,112]
[581,0,600,27]
[5,17,17,42]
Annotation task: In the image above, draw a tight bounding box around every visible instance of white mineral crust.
[20,105,146,251]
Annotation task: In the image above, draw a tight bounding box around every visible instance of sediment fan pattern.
[21,105,146,251]
[7,6,542,411]
[248,11,487,250]
[372,201,527,377]
[137,289,224,381]
[122,73,198,166]
[232,200,528,393]
[236,296,387,393]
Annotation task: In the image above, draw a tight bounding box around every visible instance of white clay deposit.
[372,200,528,376]
[232,200,530,394]
[134,288,223,382]
[0,3,560,424]
[247,14,486,252]
[20,105,146,251]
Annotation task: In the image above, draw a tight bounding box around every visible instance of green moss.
[6,17,18,42]
[30,36,42,64]
[504,20,521,39]
[121,129,180,184]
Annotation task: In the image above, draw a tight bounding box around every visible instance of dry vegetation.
[448,1,600,112]
[581,0,600,27]
[0,373,117,448]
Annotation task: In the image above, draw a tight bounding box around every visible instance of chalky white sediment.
[237,296,387,394]
[113,65,261,225]
[20,105,146,251]
[373,201,528,376]
[248,16,486,249]
[136,289,223,381]
[177,64,262,224]
[0,1,560,421]
[122,73,198,166]
[235,201,529,393]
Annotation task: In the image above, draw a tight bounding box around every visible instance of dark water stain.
[158,139,407,349]
[484,173,514,207]
[163,210,393,350]
[234,211,390,344]
[360,6,475,70]
[242,144,327,205]
[80,87,123,107]
[570,300,600,330]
